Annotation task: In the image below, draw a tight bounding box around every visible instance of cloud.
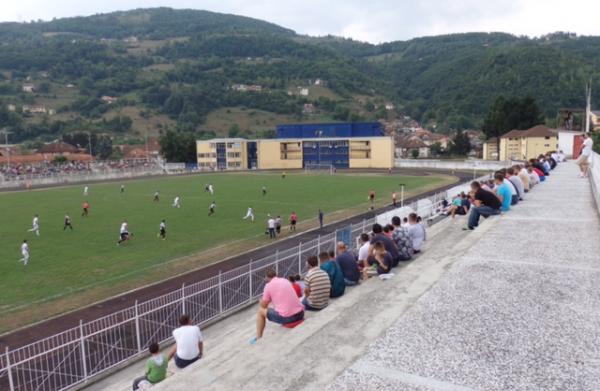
[2,0,600,43]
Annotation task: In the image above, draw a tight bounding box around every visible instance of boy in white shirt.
[19,240,30,265]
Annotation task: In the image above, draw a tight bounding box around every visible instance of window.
[227,152,241,158]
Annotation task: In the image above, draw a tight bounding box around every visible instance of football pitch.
[0,171,451,331]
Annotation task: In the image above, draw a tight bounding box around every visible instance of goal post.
[304,163,335,175]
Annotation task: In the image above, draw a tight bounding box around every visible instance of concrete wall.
[350,137,394,169]
[257,140,303,169]
[558,131,583,158]
[590,152,600,213]
[395,158,510,171]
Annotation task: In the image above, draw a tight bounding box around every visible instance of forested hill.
[0,8,599,147]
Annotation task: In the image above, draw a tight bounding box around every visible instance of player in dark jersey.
[63,213,73,231]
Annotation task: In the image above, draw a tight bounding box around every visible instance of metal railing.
[0,174,494,391]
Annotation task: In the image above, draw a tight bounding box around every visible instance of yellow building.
[498,125,559,161]
[196,136,394,170]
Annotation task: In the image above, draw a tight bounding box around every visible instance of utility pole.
[145,127,149,160]
[87,132,93,157]
[0,128,13,167]
[585,81,592,134]
[399,183,405,207]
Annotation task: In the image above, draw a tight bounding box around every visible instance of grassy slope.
[0,172,446,318]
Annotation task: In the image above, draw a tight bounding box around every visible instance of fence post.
[275,250,279,276]
[181,283,186,314]
[298,242,302,273]
[6,347,14,391]
[362,219,366,232]
[218,271,223,313]
[317,235,321,254]
[135,300,142,353]
[79,320,88,382]
[248,260,253,302]
[335,229,339,256]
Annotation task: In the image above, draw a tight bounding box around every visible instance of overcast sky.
[2,0,600,43]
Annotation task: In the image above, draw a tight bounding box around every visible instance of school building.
[196,122,394,170]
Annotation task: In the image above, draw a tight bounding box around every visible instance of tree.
[449,130,471,156]
[228,124,240,137]
[482,96,543,159]
[158,130,197,163]
[429,142,444,157]
[411,149,419,159]
[95,136,113,159]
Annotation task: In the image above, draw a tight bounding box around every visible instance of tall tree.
[449,130,471,156]
[482,96,543,159]
[159,130,197,163]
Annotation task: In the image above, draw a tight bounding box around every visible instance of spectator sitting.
[383,224,393,238]
[402,217,409,227]
[132,342,168,390]
[357,233,371,270]
[498,169,519,205]
[288,275,302,298]
[293,274,305,292]
[390,216,413,261]
[335,241,361,286]
[319,251,345,298]
[370,223,400,267]
[328,249,336,261]
[528,165,540,186]
[303,255,331,311]
[406,213,426,254]
[465,180,502,230]
[506,168,525,201]
[367,242,392,275]
[517,164,530,192]
[253,269,304,343]
[494,173,513,212]
[168,314,203,369]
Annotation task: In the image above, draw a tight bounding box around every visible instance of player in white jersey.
[117,221,132,245]
[208,201,216,216]
[19,240,29,265]
[243,207,255,221]
[158,220,166,240]
[27,214,40,236]
[172,196,181,208]
[83,186,89,196]
[208,184,214,195]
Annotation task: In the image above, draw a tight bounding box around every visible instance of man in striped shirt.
[302,255,331,311]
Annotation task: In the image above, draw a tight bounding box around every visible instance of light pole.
[0,128,12,167]
[399,183,405,207]
[314,130,323,165]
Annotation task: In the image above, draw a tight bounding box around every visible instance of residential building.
[395,136,430,158]
[482,139,499,160]
[302,103,316,114]
[498,125,559,161]
[101,96,118,104]
[590,111,600,132]
[22,84,35,93]
[299,88,309,96]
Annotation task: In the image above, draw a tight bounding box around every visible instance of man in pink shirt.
[252,269,304,343]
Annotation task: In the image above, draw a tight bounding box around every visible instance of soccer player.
[282,171,286,179]
[19,239,29,266]
[172,196,181,208]
[153,191,160,202]
[82,201,90,217]
[117,221,131,245]
[243,207,255,222]
[262,186,267,196]
[392,192,397,207]
[83,186,89,196]
[208,184,214,195]
[208,201,216,216]
[120,184,125,193]
[27,214,40,236]
[158,220,166,240]
[63,213,73,231]
[204,183,210,193]
[290,211,297,231]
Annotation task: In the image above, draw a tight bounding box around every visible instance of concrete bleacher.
[87,212,482,391]
[87,161,600,391]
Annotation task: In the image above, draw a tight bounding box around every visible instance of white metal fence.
[0,174,494,391]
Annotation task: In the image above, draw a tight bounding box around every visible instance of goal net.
[304,163,335,175]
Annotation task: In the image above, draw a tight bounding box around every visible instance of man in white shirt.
[117,221,131,245]
[27,214,40,236]
[243,207,255,221]
[19,239,30,266]
[168,314,203,369]
[577,134,594,178]
[208,184,214,195]
[83,186,89,196]
[267,216,276,238]
[406,213,425,253]
[172,196,181,208]
[357,233,371,266]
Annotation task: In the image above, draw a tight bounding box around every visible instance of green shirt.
[146,354,168,384]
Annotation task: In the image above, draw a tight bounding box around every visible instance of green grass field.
[0,171,450,330]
